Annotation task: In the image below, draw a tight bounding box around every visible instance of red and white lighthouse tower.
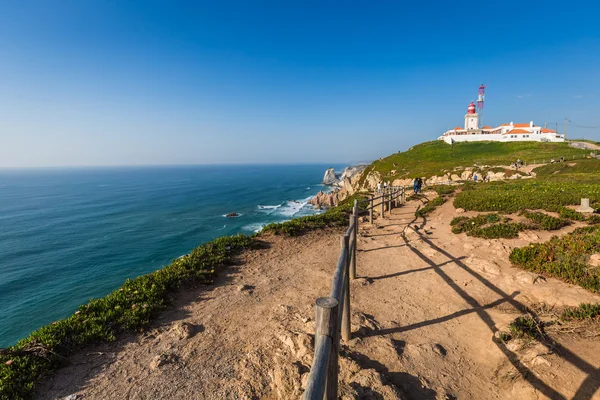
[464,101,479,130]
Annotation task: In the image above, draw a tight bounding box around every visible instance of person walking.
[413,178,419,194]
[377,181,381,194]
[473,173,478,183]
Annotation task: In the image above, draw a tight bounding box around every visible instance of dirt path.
[40,194,600,400]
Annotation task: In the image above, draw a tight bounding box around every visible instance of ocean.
[0,164,344,347]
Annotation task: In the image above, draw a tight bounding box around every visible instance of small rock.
[432,344,447,356]
[455,208,465,213]
[150,353,178,370]
[172,321,195,340]
[237,284,254,293]
[590,254,600,267]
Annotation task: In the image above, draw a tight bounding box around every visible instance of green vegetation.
[509,315,546,341]
[588,215,600,225]
[532,158,600,183]
[0,234,260,399]
[432,185,457,196]
[453,180,600,213]
[521,211,571,230]
[262,193,368,236]
[558,207,586,221]
[415,196,446,218]
[509,226,600,292]
[561,303,600,321]
[450,213,526,239]
[358,140,591,186]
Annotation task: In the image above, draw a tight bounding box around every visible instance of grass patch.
[558,207,586,221]
[453,180,600,213]
[451,213,526,239]
[415,196,445,218]
[509,226,600,292]
[587,215,600,225]
[0,234,260,399]
[521,211,571,230]
[358,140,590,186]
[432,185,457,196]
[561,303,600,321]
[509,315,546,341]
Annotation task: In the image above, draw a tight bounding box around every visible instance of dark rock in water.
[226,212,239,217]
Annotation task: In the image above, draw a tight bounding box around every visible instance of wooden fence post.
[369,195,373,224]
[341,234,351,343]
[381,191,385,217]
[388,188,392,211]
[350,201,357,280]
[315,297,339,400]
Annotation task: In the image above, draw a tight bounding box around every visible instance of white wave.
[242,223,266,233]
[217,224,227,231]
[258,204,281,210]
[276,196,314,217]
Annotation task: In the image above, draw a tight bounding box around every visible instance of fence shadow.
[374,223,600,400]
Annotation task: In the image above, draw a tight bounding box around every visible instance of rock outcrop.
[322,168,339,185]
[340,165,368,181]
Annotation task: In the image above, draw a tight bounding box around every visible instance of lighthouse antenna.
[477,84,486,128]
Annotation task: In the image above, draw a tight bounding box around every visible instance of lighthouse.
[464,101,479,130]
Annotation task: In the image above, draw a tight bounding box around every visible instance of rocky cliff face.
[322,168,339,185]
[311,165,368,209]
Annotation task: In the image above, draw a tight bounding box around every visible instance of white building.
[439,101,565,144]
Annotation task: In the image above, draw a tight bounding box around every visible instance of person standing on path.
[413,178,419,194]
[377,181,382,194]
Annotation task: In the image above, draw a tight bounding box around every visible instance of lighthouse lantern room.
[464,101,479,130]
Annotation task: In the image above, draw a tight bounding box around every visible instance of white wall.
[440,133,565,144]
[465,114,479,130]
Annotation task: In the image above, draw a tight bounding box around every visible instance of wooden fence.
[303,186,406,400]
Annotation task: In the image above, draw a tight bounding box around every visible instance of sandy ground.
[39,193,600,400]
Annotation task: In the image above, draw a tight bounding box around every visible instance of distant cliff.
[311,165,368,209]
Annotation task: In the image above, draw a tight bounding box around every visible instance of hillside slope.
[359,140,593,187]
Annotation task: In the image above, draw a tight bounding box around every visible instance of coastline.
[0,167,363,399]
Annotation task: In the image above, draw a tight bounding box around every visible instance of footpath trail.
[41,193,600,400]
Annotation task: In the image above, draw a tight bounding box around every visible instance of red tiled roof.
[540,128,556,133]
[453,126,464,130]
[506,129,530,134]
[482,125,492,129]
[513,123,532,128]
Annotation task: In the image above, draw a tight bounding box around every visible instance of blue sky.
[1,1,599,167]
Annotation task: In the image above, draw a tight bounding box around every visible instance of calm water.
[0,164,343,347]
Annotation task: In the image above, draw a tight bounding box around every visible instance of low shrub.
[509,226,600,292]
[450,213,500,234]
[470,223,525,239]
[453,181,600,213]
[415,196,445,218]
[561,303,600,321]
[521,211,571,230]
[509,315,546,341]
[433,185,457,196]
[587,215,600,225]
[559,207,586,221]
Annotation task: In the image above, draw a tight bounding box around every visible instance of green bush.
[433,185,457,196]
[509,315,545,341]
[559,207,586,221]
[521,210,571,230]
[470,223,525,239]
[0,234,259,399]
[415,196,445,218]
[453,181,600,213]
[561,303,600,321]
[587,215,600,225]
[509,226,600,292]
[450,213,500,234]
